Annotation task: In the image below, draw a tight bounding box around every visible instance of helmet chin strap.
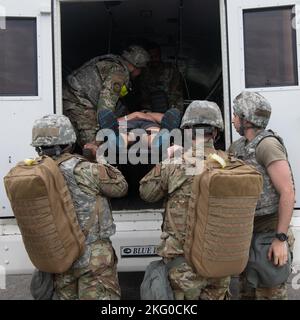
[238,121,246,136]
[212,128,220,143]
[36,146,62,157]
[35,144,73,157]
[238,118,255,136]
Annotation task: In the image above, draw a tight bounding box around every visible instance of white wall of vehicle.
[226,0,300,207]
[0,220,33,274]
[110,211,162,272]
[0,0,54,218]
[292,215,300,265]
[224,0,300,266]
[0,211,162,274]
[1,212,300,275]
[1,0,299,275]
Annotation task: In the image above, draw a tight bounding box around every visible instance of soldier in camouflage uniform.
[63,45,150,148]
[139,101,230,300]
[137,42,184,114]
[228,91,295,300]
[31,114,128,300]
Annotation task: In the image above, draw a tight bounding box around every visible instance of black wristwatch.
[275,233,288,242]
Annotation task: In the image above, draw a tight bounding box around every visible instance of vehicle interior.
[60,0,223,210]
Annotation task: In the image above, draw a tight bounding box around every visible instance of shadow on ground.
[0,272,299,300]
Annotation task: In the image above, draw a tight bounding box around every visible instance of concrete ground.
[0,272,299,300]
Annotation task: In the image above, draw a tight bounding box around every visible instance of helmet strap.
[36,144,75,157]
[191,126,214,140]
[36,145,65,157]
[54,146,63,156]
[238,118,257,136]
[238,121,245,136]
[238,117,249,136]
[35,147,43,156]
[212,128,220,143]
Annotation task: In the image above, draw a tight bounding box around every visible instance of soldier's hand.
[167,145,183,159]
[83,141,100,161]
[268,238,289,267]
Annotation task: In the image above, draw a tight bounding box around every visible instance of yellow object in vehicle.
[120,84,128,97]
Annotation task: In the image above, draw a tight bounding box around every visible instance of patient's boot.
[161,108,182,131]
[98,109,119,132]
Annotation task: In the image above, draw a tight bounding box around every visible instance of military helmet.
[122,45,150,68]
[180,100,224,131]
[32,114,76,147]
[233,91,271,128]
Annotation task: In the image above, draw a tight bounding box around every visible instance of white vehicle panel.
[0,0,54,218]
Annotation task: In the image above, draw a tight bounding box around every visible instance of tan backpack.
[181,152,263,278]
[3,154,98,274]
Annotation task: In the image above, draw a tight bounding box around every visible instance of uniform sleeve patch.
[112,82,122,94]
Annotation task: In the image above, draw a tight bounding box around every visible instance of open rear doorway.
[60,0,224,210]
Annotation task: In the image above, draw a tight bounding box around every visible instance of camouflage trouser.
[168,262,230,300]
[63,86,98,148]
[54,239,120,300]
[239,228,295,300]
[239,274,288,300]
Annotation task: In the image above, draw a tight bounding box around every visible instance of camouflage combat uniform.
[229,130,294,300]
[139,141,230,300]
[63,55,130,147]
[31,114,128,300]
[138,62,184,113]
[54,156,128,300]
[229,91,295,300]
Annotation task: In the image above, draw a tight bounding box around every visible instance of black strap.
[55,153,75,165]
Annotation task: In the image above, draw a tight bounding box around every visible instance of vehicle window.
[0,17,38,96]
[243,6,298,88]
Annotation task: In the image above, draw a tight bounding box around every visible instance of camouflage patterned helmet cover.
[122,45,150,68]
[233,91,271,128]
[180,100,224,130]
[32,114,77,147]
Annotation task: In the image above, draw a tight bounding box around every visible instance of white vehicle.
[0,0,300,275]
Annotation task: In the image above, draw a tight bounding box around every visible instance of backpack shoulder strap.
[216,150,228,159]
[55,153,76,165]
